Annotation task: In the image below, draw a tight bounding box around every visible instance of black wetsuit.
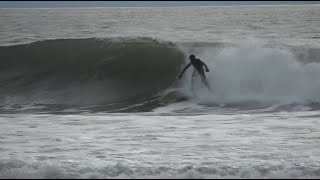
[178,58,210,88]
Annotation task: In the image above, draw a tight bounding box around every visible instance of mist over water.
[1,5,320,179]
[180,39,320,106]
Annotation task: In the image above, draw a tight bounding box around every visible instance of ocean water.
[1,5,320,178]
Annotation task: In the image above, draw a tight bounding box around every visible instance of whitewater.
[1,5,320,178]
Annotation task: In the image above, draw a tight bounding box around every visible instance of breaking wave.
[178,39,320,111]
[1,37,320,113]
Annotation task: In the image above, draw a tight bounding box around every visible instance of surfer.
[178,54,211,89]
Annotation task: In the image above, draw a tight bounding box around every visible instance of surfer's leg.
[191,69,196,91]
[203,78,211,90]
[201,76,210,89]
[198,68,211,90]
[197,68,207,85]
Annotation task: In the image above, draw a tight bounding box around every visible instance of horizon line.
[0,3,318,9]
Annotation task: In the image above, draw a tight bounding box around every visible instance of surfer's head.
[189,54,195,60]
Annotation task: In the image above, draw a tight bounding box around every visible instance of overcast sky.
[0,1,319,8]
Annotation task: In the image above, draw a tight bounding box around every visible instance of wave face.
[0,37,185,112]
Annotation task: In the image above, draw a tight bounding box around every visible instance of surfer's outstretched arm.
[201,61,210,72]
[178,62,191,79]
